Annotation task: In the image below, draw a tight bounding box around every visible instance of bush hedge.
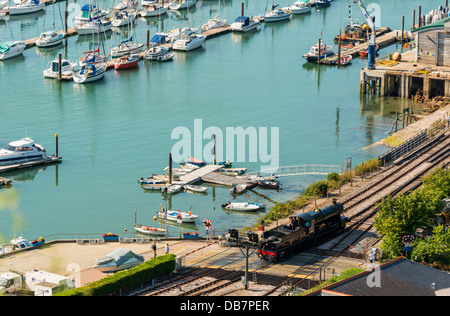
[55,254,176,296]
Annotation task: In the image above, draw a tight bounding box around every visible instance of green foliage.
[304,180,329,198]
[354,158,381,176]
[411,225,450,264]
[327,172,340,182]
[374,167,450,262]
[55,254,176,296]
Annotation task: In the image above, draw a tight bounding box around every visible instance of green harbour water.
[0,0,437,239]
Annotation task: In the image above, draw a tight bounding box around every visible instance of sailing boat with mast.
[264,0,291,23]
[172,0,205,51]
[110,6,143,58]
[133,208,167,236]
[36,0,64,48]
[202,0,227,31]
[73,0,107,83]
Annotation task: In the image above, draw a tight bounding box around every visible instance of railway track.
[262,131,450,296]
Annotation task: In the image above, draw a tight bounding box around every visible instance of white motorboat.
[221,202,265,211]
[112,10,136,27]
[138,176,165,185]
[158,209,199,223]
[0,41,26,60]
[139,4,168,17]
[303,42,334,62]
[43,58,77,79]
[144,45,174,61]
[36,31,64,48]
[217,167,247,176]
[111,39,144,57]
[162,184,183,194]
[184,185,208,193]
[202,15,228,31]
[173,31,206,51]
[93,248,144,273]
[134,224,166,236]
[75,4,109,25]
[168,0,196,10]
[73,63,106,84]
[289,1,311,14]
[76,18,112,35]
[230,16,260,32]
[113,0,138,11]
[8,0,45,15]
[264,8,291,22]
[0,137,50,166]
[0,1,8,10]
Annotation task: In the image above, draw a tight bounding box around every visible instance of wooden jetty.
[322,29,411,65]
[201,172,257,188]
[0,156,61,174]
[174,164,225,185]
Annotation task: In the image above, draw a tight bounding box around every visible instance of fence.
[378,119,447,165]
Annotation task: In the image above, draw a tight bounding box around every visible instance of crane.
[354,0,377,69]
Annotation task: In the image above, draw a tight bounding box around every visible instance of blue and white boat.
[303,42,334,62]
[315,0,331,8]
[8,0,45,15]
[36,31,64,48]
[75,4,109,25]
[230,16,261,32]
[158,209,199,223]
[221,202,265,211]
[73,63,106,84]
[0,137,50,166]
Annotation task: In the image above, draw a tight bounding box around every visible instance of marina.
[1,0,447,277]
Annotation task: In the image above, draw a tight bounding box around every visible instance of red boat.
[114,54,140,70]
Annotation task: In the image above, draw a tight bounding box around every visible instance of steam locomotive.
[257,200,347,262]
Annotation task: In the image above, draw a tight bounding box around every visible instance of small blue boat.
[315,0,331,8]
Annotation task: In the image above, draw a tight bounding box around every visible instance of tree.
[412,225,450,264]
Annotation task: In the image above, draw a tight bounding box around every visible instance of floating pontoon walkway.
[0,156,62,174]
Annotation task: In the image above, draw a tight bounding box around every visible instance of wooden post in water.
[64,10,68,34]
[55,133,59,158]
[146,30,150,50]
[213,134,216,165]
[241,2,244,16]
[412,10,415,31]
[401,16,405,42]
[337,31,342,68]
[58,53,62,80]
[318,38,322,65]
[169,153,172,184]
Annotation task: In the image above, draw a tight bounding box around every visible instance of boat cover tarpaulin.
[235,16,250,26]
[187,157,206,166]
[0,42,14,54]
[104,248,144,266]
[150,34,168,45]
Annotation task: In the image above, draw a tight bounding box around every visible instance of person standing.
[152,243,157,258]
[165,243,169,255]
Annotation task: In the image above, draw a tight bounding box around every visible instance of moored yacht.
[43,58,77,78]
[264,7,291,22]
[0,41,26,60]
[303,42,334,62]
[36,31,64,48]
[76,18,112,35]
[8,0,45,15]
[172,30,206,51]
[230,16,260,32]
[0,137,49,166]
[168,0,196,10]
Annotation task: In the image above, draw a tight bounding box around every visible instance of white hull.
[223,202,265,211]
[134,225,166,236]
[36,33,65,48]
[0,42,26,60]
[73,68,105,84]
[264,13,291,22]
[230,21,260,32]
[173,35,205,51]
[9,3,44,15]
[0,137,49,166]
[202,17,227,31]
[111,43,144,57]
[290,7,311,14]
[76,22,112,35]
[43,60,77,78]
[168,0,195,10]
[158,211,199,223]
[139,6,168,17]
